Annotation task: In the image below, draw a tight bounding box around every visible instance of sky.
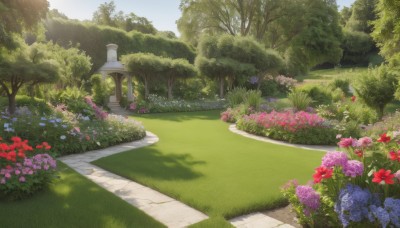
[48,0,356,36]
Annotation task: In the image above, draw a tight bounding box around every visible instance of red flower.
[389,150,400,162]
[36,145,43,149]
[354,149,364,158]
[351,96,356,102]
[377,133,391,143]
[372,169,395,185]
[313,166,333,183]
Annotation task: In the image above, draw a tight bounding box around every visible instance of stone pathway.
[59,132,208,228]
[230,213,295,228]
[229,124,336,152]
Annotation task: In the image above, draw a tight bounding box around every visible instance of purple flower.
[249,76,259,85]
[384,198,400,227]
[343,160,364,177]
[357,137,373,148]
[19,176,25,182]
[322,151,348,168]
[369,205,390,228]
[296,185,320,212]
[338,137,357,148]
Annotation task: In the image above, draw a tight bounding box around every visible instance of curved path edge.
[227,125,336,228]
[59,131,208,228]
[229,124,336,152]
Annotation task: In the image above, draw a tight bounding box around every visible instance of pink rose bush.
[283,131,400,227]
[236,111,337,145]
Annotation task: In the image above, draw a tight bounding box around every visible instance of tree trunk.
[378,105,385,120]
[8,93,16,115]
[219,76,225,98]
[144,76,149,100]
[167,77,174,100]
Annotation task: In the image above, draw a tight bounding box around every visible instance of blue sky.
[48,0,356,36]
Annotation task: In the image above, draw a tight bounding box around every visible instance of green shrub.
[355,65,398,119]
[299,84,333,106]
[0,95,53,115]
[244,90,262,110]
[226,87,247,107]
[48,87,94,117]
[329,78,350,95]
[331,88,346,102]
[91,74,110,107]
[288,90,312,111]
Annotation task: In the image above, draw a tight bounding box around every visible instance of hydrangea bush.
[0,137,57,200]
[236,111,337,145]
[283,132,400,227]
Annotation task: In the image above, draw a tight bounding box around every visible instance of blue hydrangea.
[383,198,400,227]
[369,205,390,228]
[335,184,380,227]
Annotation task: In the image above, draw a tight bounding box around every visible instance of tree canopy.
[0,0,48,49]
[372,0,400,66]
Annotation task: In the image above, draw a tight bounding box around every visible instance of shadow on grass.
[93,146,206,181]
[0,163,165,228]
[131,110,221,122]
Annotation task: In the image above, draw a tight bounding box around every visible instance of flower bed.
[283,133,400,227]
[0,137,57,200]
[1,97,146,156]
[236,111,337,145]
[128,94,225,114]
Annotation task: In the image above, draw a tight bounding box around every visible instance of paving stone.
[230,212,294,228]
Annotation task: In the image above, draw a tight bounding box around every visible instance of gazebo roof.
[98,43,127,74]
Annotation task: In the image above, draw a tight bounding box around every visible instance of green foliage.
[288,90,313,111]
[48,87,94,117]
[372,0,400,66]
[244,90,262,110]
[0,40,60,114]
[355,65,398,119]
[45,18,195,73]
[341,30,374,66]
[0,95,53,115]
[329,78,350,96]
[299,84,333,106]
[226,87,247,107]
[365,111,400,137]
[345,0,378,33]
[90,74,111,107]
[0,0,48,49]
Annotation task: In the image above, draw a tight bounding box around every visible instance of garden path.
[59,132,208,227]
[60,130,298,228]
[229,124,336,152]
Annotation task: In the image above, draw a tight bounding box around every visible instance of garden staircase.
[108,101,130,116]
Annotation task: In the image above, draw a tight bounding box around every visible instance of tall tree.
[345,0,378,33]
[371,0,400,66]
[166,59,197,99]
[0,42,60,114]
[0,0,48,49]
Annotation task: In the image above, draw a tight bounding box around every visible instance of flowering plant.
[237,111,337,145]
[283,131,400,227]
[0,137,57,200]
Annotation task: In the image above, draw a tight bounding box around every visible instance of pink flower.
[338,137,357,148]
[395,170,400,181]
[357,137,373,148]
[19,176,25,182]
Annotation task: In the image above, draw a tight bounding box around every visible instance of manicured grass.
[0,162,165,228]
[93,111,325,221]
[297,67,368,85]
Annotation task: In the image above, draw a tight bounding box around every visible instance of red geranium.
[389,150,400,162]
[377,133,391,143]
[354,149,364,158]
[351,96,356,102]
[372,169,395,185]
[313,166,333,183]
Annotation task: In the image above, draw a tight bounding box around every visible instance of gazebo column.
[112,74,123,102]
[101,71,107,80]
[127,75,134,101]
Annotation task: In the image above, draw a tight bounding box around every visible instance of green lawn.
[0,162,164,228]
[297,67,368,85]
[93,110,325,225]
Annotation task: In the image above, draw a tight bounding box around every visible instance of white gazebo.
[98,44,134,102]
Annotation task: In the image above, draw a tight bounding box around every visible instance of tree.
[340,6,353,26]
[371,0,400,66]
[355,66,398,119]
[341,30,373,65]
[166,59,197,99]
[122,53,168,99]
[345,0,378,33]
[0,0,48,49]
[0,42,60,114]
[196,35,283,98]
